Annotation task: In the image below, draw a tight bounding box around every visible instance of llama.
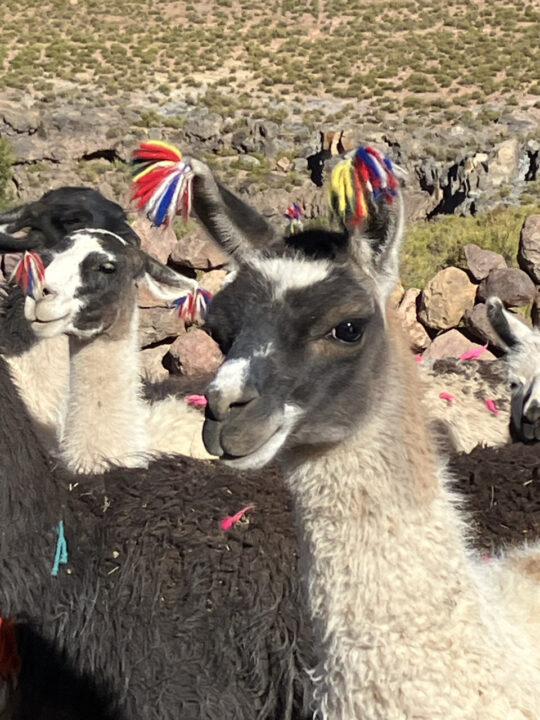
[0,187,140,448]
[20,228,210,472]
[487,296,540,443]
[0,188,211,459]
[180,149,540,718]
[1,238,538,720]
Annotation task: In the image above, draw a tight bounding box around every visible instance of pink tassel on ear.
[439,392,455,403]
[10,251,45,299]
[220,505,255,531]
[485,399,499,414]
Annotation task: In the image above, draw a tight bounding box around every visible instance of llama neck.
[62,302,147,473]
[282,319,501,719]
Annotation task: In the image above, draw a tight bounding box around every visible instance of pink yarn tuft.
[220,505,255,532]
[415,353,423,363]
[439,392,455,403]
[485,399,499,414]
[459,344,488,361]
[185,394,207,408]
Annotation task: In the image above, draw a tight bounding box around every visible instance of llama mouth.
[219,404,302,470]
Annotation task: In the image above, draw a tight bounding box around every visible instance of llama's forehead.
[248,255,333,299]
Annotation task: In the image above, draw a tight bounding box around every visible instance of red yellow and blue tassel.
[131,141,194,227]
[284,202,304,236]
[10,251,45,299]
[172,288,213,324]
[328,145,398,227]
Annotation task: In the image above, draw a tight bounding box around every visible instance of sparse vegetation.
[401,203,540,289]
[1,0,539,122]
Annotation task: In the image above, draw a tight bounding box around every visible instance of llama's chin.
[30,316,71,339]
[210,404,302,470]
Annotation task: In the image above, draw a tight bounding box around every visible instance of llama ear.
[328,146,405,302]
[486,296,533,347]
[139,252,198,301]
[189,158,277,259]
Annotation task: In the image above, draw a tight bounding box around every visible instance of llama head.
[195,153,404,469]
[487,296,540,442]
[0,186,141,252]
[23,229,197,340]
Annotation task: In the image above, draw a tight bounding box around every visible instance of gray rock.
[518,214,540,284]
[423,329,496,361]
[463,303,506,351]
[478,267,536,307]
[165,329,224,376]
[171,226,229,270]
[131,216,178,265]
[488,138,520,188]
[463,243,506,281]
[397,288,431,352]
[139,344,170,383]
[139,307,185,347]
[419,267,477,331]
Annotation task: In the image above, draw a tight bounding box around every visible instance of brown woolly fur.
[449,442,540,553]
[0,355,314,719]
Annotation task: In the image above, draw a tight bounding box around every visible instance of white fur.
[250,256,331,300]
[209,357,250,401]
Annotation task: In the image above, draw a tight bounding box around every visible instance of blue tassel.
[51,520,68,577]
[154,176,180,227]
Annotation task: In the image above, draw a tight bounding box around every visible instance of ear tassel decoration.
[284,203,304,236]
[10,251,45,298]
[131,141,193,227]
[172,289,213,324]
[328,145,398,227]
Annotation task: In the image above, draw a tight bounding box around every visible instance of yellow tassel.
[329,159,354,217]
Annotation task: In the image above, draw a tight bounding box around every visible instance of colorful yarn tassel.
[131,141,194,227]
[328,145,398,227]
[10,251,45,299]
[172,289,213,324]
[284,203,304,236]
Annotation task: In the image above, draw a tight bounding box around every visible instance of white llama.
[184,152,540,719]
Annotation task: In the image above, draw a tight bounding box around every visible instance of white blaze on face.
[250,256,331,300]
[209,357,251,406]
[43,232,111,297]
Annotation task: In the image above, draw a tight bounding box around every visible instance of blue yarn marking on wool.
[154,176,179,226]
[383,156,393,172]
[51,520,68,577]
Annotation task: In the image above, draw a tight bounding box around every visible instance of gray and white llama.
[182,148,540,719]
[21,229,210,473]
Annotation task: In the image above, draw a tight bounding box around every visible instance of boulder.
[478,267,536,307]
[165,329,224,376]
[423,329,496,361]
[397,288,431,352]
[170,226,229,270]
[419,267,477,330]
[488,138,520,188]
[138,307,185,347]
[518,214,540,284]
[463,243,506,281]
[463,303,506,351]
[131,216,178,264]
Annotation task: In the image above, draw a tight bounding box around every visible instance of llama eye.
[99,261,116,274]
[330,320,364,344]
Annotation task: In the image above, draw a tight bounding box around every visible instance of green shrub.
[0,138,14,210]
